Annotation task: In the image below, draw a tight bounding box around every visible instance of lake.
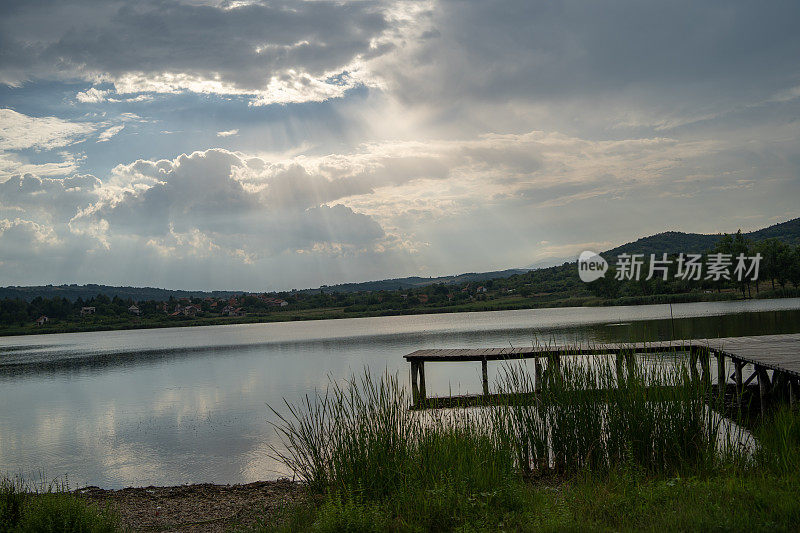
[2,298,800,489]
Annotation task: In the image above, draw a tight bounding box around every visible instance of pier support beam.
[534,359,542,392]
[699,349,711,386]
[482,359,489,396]
[625,351,635,382]
[733,359,744,405]
[615,352,625,387]
[717,352,726,386]
[756,365,771,416]
[689,349,700,381]
[418,362,426,402]
[410,361,427,407]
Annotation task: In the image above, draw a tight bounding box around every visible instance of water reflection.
[0,299,798,488]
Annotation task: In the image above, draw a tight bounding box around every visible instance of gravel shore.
[76,479,304,532]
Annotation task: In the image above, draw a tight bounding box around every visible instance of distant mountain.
[603,217,800,258]
[316,269,528,293]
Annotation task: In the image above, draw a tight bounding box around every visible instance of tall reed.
[494,351,727,476]
[269,351,748,500]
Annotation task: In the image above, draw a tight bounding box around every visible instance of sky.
[1,0,799,291]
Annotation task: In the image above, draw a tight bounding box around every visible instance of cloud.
[0,109,96,151]
[0,173,102,223]
[0,218,61,261]
[0,0,394,104]
[97,124,124,142]
[216,129,238,138]
[71,149,385,256]
[76,87,110,103]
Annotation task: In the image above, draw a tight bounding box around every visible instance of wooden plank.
[404,334,800,377]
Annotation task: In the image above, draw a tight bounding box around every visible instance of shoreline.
[75,479,305,532]
[2,290,794,338]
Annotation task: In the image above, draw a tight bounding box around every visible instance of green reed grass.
[492,353,730,477]
[269,349,756,504]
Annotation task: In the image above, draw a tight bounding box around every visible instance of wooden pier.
[404,333,800,411]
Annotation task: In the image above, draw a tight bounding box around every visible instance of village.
[30,293,289,328]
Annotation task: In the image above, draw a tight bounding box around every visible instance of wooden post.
[689,348,699,382]
[699,349,711,386]
[626,351,635,382]
[756,365,771,416]
[410,360,419,406]
[717,352,726,399]
[418,361,426,402]
[772,372,788,402]
[615,352,625,387]
[734,360,744,405]
[481,359,489,396]
[534,359,542,392]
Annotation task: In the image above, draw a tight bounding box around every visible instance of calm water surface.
[1,298,799,488]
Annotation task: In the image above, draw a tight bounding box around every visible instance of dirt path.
[76,479,304,532]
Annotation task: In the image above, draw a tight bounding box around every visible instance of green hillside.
[604,217,800,258]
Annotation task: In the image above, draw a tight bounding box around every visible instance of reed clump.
[492,354,727,477]
[270,353,750,501]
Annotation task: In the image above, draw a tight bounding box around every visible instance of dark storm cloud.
[0,0,388,90]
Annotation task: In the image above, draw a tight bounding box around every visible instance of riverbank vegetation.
[252,358,800,532]
[3,356,800,531]
[1,236,799,337]
[0,477,118,532]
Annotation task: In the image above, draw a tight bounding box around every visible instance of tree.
[756,239,786,291]
[788,245,800,289]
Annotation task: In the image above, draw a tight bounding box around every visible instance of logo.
[578,251,608,282]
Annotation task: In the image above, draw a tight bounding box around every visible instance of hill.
[317,269,527,293]
[604,217,800,258]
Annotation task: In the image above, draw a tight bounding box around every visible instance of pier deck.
[404,333,800,410]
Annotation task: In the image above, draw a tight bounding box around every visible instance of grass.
[257,354,800,531]
[0,476,118,533]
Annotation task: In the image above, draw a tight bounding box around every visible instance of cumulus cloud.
[216,130,238,138]
[71,149,386,257]
[0,218,61,261]
[0,173,102,223]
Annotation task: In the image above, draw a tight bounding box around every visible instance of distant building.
[476,286,487,293]
[128,305,140,316]
[259,296,288,307]
[35,315,49,326]
[221,305,245,317]
[81,306,96,316]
